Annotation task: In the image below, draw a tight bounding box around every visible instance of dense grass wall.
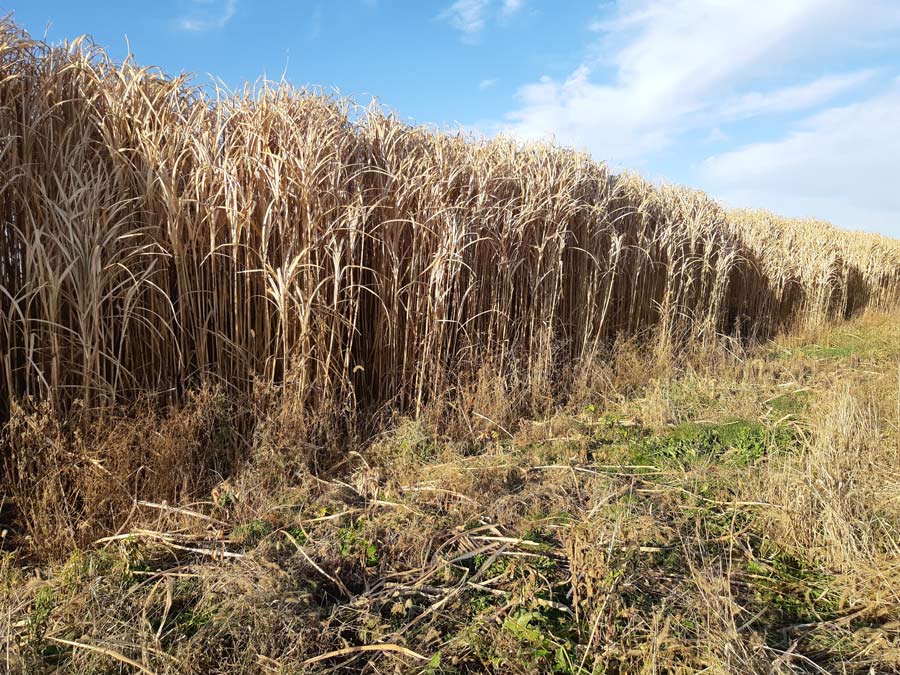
[2,19,899,420]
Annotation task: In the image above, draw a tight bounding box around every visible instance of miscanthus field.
[1,18,900,675]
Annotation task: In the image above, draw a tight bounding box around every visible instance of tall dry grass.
[1,17,899,428]
[729,209,900,331]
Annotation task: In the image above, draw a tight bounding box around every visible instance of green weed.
[745,543,841,629]
[637,420,798,467]
[501,609,579,674]
[233,519,273,546]
[338,522,379,567]
[767,390,812,416]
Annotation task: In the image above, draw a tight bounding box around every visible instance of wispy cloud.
[440,0,521,40]
[440,0,490,41]
[502,0,523,18]
[704,127,728,144]
[176,0,237,32]
[479,78,498,90]
[502,0,899,165]
[309,4,323,40]
[701,80,900,236]
[718,70,877,121]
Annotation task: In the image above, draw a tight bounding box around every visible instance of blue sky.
[7,0,900,237]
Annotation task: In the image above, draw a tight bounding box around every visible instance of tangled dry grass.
[2,312,899,674]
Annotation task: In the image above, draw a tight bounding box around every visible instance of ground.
[2,313,899,674]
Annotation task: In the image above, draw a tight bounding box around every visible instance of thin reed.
[1,18,899,422]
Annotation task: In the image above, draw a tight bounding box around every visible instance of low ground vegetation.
[2,312,898,674]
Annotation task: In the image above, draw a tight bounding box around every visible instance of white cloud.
[502,0,900,164]
[176,0,237,32]
[718,70,876,120]
[502,0,523,17]
[704,127,728,144]
[441,0,522,40]
[504,65,669,165]
[440,0,490,40]
[479,78,498,90]
[701,82,900,237]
